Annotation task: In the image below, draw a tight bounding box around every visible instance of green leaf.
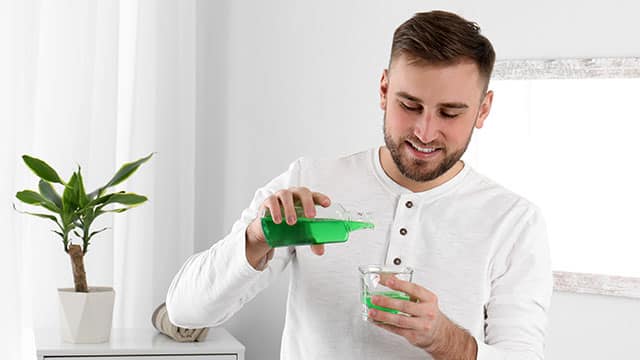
[51,230,64,238]
[79,207,94,225]
[102,207,131,214]
[13,204,63,230]
[40,201,61,213]
[102,153,153,190]
[62,172,79,214]
[88,189,99,201]
[76,167,89,208]
[89,227,109,239]
[22,155,64,184]
[60,212,71,226]
[101,193,148,206]
[38,180,62,209]
[16,190,45,204]
[15,191,60,213]
[86,191,124,208]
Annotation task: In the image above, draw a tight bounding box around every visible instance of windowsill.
[554,271,640,299]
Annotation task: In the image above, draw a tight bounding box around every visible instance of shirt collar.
[370,146,471,199]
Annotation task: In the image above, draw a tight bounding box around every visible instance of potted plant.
[14,153,153,343]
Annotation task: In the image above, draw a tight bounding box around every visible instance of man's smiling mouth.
[407,140,441,154]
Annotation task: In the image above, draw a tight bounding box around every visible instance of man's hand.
[245,187,331,270]
[367,276,478,360]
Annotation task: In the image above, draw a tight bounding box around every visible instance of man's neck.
[379,146,464,193]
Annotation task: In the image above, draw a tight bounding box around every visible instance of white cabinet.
[34,328,245,360]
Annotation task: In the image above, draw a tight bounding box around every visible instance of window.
[464,58,640,279]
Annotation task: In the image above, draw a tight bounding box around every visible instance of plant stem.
[62,228,69,253]
[83,225,90,255]
[68,244,88,292]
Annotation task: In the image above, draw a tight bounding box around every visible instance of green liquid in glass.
[261,216,374,247]
[363,291,411,314]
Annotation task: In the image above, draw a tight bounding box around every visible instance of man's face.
[380,55,493,183]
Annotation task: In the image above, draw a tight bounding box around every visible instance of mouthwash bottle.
[261,204,374,247]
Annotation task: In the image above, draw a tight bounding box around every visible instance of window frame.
[492,57,640,299]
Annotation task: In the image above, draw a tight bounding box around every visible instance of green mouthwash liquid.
[363,291,411,314]
[261,216,374,248]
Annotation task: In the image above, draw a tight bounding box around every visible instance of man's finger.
[367,308,419,330]
[294,187,317,218]
[276,190,297,225]
[310,244,325,256]
[383,276,435,304]
[312,192,331,207]
[371,293,423,317]
[264,197,282,224]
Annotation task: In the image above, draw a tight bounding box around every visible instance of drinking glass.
[359,265,413,320]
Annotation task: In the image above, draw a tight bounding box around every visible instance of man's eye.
[399,102,421,112]
[440,110,459,118]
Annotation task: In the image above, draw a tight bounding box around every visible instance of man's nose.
[413,112,440,144]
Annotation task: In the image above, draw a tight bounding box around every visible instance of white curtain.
[0,0,196,358]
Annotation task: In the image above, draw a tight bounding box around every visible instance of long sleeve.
[476,206,553,360]
[165,159,302,328]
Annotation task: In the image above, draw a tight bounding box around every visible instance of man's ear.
[380,69,389,110]
[475,90,493,129]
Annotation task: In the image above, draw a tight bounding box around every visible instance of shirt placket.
[386,196,417,267]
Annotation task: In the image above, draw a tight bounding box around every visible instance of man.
[167,10,552,360]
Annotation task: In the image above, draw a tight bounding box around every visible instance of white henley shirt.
[166,147,553,360]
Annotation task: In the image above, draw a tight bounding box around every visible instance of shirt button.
[405,201,413,208]
[393,258,402,265]
[399,228,407,235]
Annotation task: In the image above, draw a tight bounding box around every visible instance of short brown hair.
[390,11,495,91]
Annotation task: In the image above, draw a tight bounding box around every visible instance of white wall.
[546,292,640,359]
[193,1,640,359]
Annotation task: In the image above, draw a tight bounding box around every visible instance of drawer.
[43,356,237,360]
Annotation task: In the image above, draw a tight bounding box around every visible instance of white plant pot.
[58,286,115,343]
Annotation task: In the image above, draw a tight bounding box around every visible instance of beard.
[383,113,473,183]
